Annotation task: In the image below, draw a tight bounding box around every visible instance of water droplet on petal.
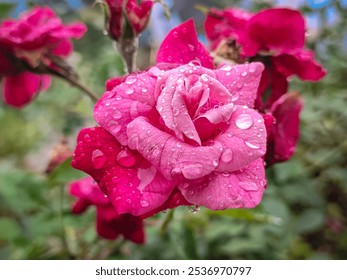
[221,65,232,71]
[112,110,122,119]
[245,141,260,150]
[84,134,91,142]
[249,64,256,73]
[235,114,253,130]
[116,96,122,101]
[182,163,204,179]
[92,149,106,169]
[225,72,231,76]
[108,120,121,134]
[140,200,149,207]
[221,148,233,163]
[239,181,259,191]
[201,74,209,82]
[222,172,230,177]
[176,142,182,148]
[173,31,179,38]
[126,199,132,204]
[167,56,173,62]
[231,93,239,102]
[241,71,247,77]
[188,44,195,51]
[125,88,134,95]
[212,159,219,167]
[116,149,136,167]
[125,76,137,85]
[188,60,201,67]
[141,88,148,93]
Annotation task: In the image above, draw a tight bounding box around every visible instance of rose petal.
[271,50,326,81]
[157,19,214,68]
[72,127,175,216]
[3,72,51,108]
[245,8,305,56]
[266,92,303,164]
[94,71,158,146]
[213,62,264,108]
[127,116,223,180]
[179,158,266,209]
[214,105,267,172]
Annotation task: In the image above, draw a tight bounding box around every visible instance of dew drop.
[221,65,232,71]
[235,114,253,130]
[116,149,136,167]
[112,110,122,119]
[84,134,91,142]
[225,72,231,76]
[189,60,201,67]
[125,76,137,85]
[176,142,182,148]
[201,74,209,82]
[241,71,248,77]
[140,200,149,207]
[182,163,204,179]
[222,172,230,177]
[126,199,132,204]
[167,56,173,62]
[173,31,179,38]
[249,64,256,73]
[245,141,260,149]
[91,149,106,169]
[221,148,233,163]
[125,88,134,95]
[212,159,219,167]
[108,120,121,134]
[239,181,259,191]
[188,44,195,51]
[141,88,148,93]
[115,96,122,101]
[231,93,239,102]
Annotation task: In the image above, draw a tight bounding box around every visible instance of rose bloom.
[0,7,86,108]
[72,20,267,217]
[70,176,145,242]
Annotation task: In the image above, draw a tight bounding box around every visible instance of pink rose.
[72,20,267,217]
[105,0,154,41]
[0,7,86,108]
[70,176,145,242]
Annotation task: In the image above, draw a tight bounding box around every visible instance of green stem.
[160,209,175,236]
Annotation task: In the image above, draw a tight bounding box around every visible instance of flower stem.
[160,209,175,235]
[60,74,99,102]
[116,37,138,74]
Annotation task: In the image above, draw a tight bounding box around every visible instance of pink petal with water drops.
[214,105,267,173]
[94,71,159,146]
[72,127,175,216]
[156,19,214,69]
[179,158,266,210]
[156,72,202,145]
[127,116,223,181]
[213,62,264,108]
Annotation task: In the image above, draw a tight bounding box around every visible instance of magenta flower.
[105,0,154,41]
[0,7,86,108]
[69,176,145,242]
[72,20,267,217]
[205,7,326,108]
[263,92,303,165]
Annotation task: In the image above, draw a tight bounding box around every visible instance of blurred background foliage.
[0,0,347,259]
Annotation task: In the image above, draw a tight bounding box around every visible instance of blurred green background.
[0,0,347,259]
